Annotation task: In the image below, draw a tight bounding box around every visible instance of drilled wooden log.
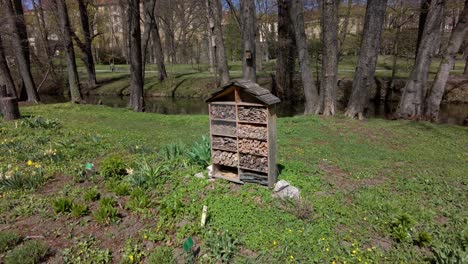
[238,124,267,140]
[238,106,267,123]
[239,154,267,172]
[211,121,237,136]
[239,138,268,156]
[212,150,238,167]
[0,97,20,121]
[212,136,237,151]
[210,104,236,120]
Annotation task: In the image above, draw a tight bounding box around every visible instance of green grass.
[0,103,466,262]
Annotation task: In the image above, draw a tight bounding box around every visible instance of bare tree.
[3,0,39,102]
[290,0,319,114]
[76,0,97,88]
[338,0,352,55]
[0,36,17,98]
[150,0,168,81]
[275,0,296,101]
[395,0,445,119]
[54,0,82,103]
[415,0,431,58]
[207,0,230,85]
[318,0,339,116]
[240,0,257,82]
[128,0,145,112]
[345,0,388,120]
[424,0,467,121]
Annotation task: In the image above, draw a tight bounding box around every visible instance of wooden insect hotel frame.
[206,80,280,187]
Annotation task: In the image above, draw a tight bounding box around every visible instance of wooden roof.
[206,79,281,105]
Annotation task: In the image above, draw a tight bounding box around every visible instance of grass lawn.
[0,104,466,263]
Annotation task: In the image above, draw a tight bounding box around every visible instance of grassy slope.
[84,56,467,98]
[0,104,467,263]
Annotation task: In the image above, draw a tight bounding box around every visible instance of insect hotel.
[206,80,280,187]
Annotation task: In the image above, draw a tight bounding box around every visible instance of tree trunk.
[416,0,431,59]
[0,96,20,121]
[0,36,17,98]
[128,0,145,112]
[395,0,445,119]
[151,1,167,81]
[78,0,97,88]
[424,1,467,121]
[464,45,468,75]
[141,0,155,74]
[55,0,82,103]
[119,0,130,63]
[240,0,256,82]
[3,0,39,102]
[318,0,339,116]
[338,0,352,56]
[275,0,296,101]
[207,0,230,85]
[345,0,388,120]
[290,0,319,114]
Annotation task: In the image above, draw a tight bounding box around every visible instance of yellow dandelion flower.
[326,248,329,252]
[129,255,134,262]
[352,250,357,254]
[289,255,294,260]
[273,240,277,246]
[27,160,34,166]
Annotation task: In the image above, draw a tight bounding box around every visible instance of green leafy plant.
[389,213,416,243]
[63,236,112,264]
[4,240,49,264]
[432,245,468,264]
[83,187,100,202]
[186,135,211,167]
[126,188,152,213]
[204,229,239,263]
[147,246,175,264]
[414,231,432,247]
[126,159,168,189]
[0,232,22,253]
[52,197,74,214]
[99,155,128,179]
[120,239,145,264]
[71,203,90,217]
[0,166,46,191]
[94,197,119,225]
[21,117,60,129]
[105,180,130,196]
[160,142,186,160]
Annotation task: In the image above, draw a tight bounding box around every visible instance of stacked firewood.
[239,139,268,156]
[239,154,267,172]
[238,106,267,123]
[212,136,237,151]
[210,105,236,120]
[240,172,268,186]
[211,122,237,136]
[237,124,267,140]
[212,150,238,167]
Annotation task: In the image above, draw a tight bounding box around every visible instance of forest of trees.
[0,0,467,121]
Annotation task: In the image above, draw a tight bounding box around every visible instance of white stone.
[194,172,205,179]
[207,165,213,177]
[272,180,301,200]
[273,180,290,192]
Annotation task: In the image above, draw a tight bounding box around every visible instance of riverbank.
[0,104,466,262]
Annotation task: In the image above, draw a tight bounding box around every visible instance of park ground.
[0,103,467,263]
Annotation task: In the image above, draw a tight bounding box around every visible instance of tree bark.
[0,96,20,121]
[464,44,468,75]
[395,0,445,119]
[275,0,296,101]
[128,0,145,112]
[416,0,431,59]
[151,1,168,81]
[424,1,467,121]
[3,0,39,102]
[240,0,256,82]
[345,0,388,120]
[0,36,17,98]
[318,0,339,116]
[55,0,82,103]
[338,0,352,56]
[77,0,97,88]
[290,0,319,114]
[207,0,230,85]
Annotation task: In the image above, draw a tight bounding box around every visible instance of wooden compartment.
[207,80,280,187]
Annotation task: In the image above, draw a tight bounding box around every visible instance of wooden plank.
[267,106,278,188]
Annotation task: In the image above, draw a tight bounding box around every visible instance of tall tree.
[55,0,82,103]
[290,0,319,114]
[318,0,339,116]
[207,0,230,85]
[345,0,388,120]
[143,0,167,81]
[3,0,39,102]
[424,0,467,121]
[0,36,17,98]
[275,0,296,101]
[76,0,97,88]
[416,0,431,58]
[395,0,445,119]
[240,0,256,82]
[128,0,145,112]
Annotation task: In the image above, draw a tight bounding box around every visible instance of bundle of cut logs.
[212,136,237,151]
[238,106,267,123]
[237,124,267,140]
[211,122,237,136]
[210,104,236,120]
[212,150,238,167]
[239,154,268,172]
[240,172,268,186]
[239,139,268,156]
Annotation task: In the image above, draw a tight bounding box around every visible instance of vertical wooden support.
[267,106,278,187]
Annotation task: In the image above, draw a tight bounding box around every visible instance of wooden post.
[0,85,20,121]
